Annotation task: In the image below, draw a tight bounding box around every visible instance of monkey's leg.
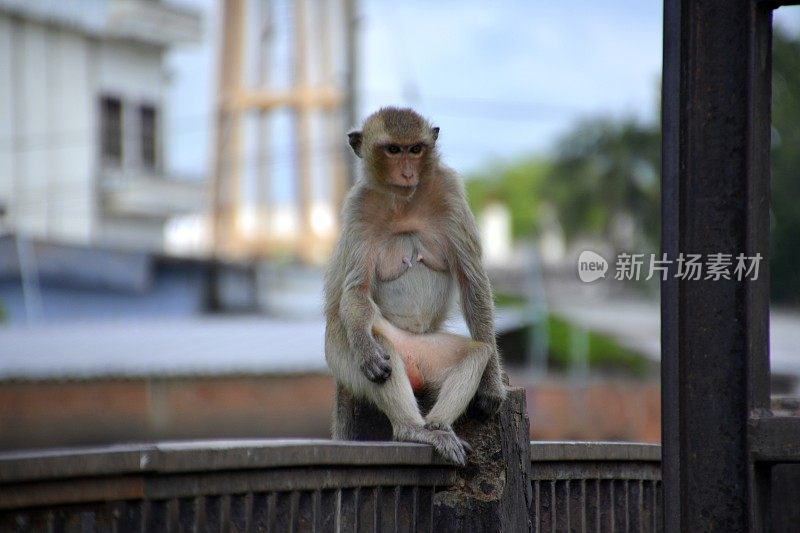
[360,325,469,465]
[471,351,508,419]
[364,333,426,429]
[332,383,356,440]
[400,332,492,427]
[326,320,425,433]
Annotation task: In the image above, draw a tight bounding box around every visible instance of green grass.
[546,314,652,376]
[493,293,653,376]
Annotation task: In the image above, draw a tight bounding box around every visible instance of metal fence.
[0,439,662,532]
[530,442,661,532]
[0,440,454,532]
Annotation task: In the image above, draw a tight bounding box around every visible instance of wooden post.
[212,0,348,261]
[334,385,533,532]
[212,0,246,258]
[343,0,359,187]
[294,0,313,258]
[256,0,274,243]
[320,0,348,232]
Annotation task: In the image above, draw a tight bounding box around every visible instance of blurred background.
[1,0,799,450]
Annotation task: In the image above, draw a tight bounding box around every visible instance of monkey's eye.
[386,145,401,154]
[409,144,423,154]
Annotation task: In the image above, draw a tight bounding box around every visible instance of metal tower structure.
[211,0,357,262]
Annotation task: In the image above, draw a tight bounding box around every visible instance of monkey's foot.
[395,425,469,466]
[468,385,507,420]
[424,422,473,455]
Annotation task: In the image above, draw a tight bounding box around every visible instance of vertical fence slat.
[317,489,337,533]
[395,486,414,533]
[273,492,292,533]
[641,481,654,533]
[339,488,357,533]
[376,486,396,533]
[415,487,433,533]
[250,493,269,532]
[630,480,642,533]
[568,478,584,533]
[177,497,194,533]
[227,493,251,533]
[555,480,568,532]
[296,491,313,533]
[613,480,627,532]
[532,480,540,533]
[206,496,223,533]
[356,487,377,533]
[537,480,553,533]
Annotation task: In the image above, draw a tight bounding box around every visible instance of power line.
[0,92,583,153]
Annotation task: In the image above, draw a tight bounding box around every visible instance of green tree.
[466,28,800,303]
[543,117,660,253]
[770,27,800,303]
[465,158,549,240]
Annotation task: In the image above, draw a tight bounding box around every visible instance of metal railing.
[530,442,661,532]
[0,440,662,532]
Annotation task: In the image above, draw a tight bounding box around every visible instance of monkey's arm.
[448,202,508,416]
[338,240,392,383]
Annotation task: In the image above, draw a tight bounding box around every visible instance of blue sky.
[165,1,800,193]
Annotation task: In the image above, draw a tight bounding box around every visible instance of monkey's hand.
[359,341,392,383]
[469,369,507,420]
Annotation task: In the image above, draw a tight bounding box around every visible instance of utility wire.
[0,92,584,152]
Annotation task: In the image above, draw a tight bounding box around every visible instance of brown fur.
[325,108,506,465]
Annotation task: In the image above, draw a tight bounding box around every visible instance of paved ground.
[549,287,800,377]
[0,309,528,380]
[1,265,796,381]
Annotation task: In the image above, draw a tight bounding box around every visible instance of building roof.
[0,0,202,46]
[0,310,530,381]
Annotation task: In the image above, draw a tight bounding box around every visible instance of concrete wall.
[0,374,661,450]
[0,15,96,242]
[526,378,661,443]
[0,16,14,231]
[0,375,335,450]
[0,12,168,248]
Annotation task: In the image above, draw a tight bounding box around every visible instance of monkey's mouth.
[390,184,418,197]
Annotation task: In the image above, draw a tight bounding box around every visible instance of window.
[140,105,158,171]
[100,96,123,166]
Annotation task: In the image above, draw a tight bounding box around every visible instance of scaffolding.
[212,0,357,262]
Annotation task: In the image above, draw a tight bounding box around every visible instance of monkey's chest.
[375,232,447,280]
[373,232,452,334]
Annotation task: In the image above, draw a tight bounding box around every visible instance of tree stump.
[334,384,532,532]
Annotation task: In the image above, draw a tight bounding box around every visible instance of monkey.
[324,107,507,465]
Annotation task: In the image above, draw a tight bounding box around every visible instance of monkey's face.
[377,142,428,196]
[348,107,440,200]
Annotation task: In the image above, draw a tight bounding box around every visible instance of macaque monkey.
[324,107,506,465]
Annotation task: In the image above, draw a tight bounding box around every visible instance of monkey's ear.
[347,130,363,158]
[431,127,440,141]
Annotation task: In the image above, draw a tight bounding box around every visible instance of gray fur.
[325,109,507,465]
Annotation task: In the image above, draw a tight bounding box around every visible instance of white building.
[0,0,205,252]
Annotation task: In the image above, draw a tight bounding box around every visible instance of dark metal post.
[661,1,773,531]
